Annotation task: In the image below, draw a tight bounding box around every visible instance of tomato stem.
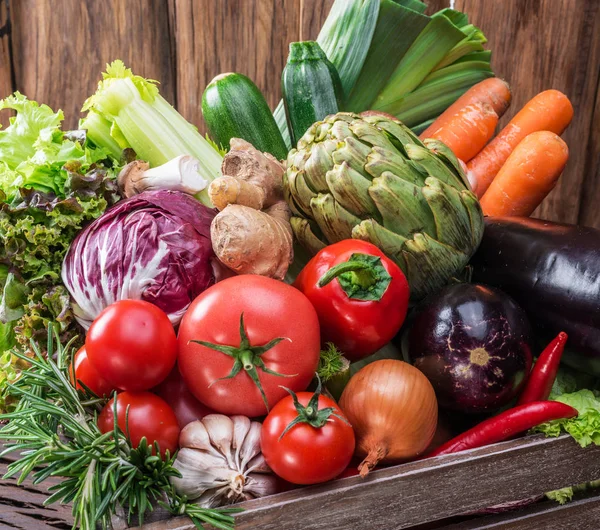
[190,313,296,413]
[279,375,351,440]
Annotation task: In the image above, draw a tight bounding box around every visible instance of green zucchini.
[282,41,344,146]
[202,72,288,160]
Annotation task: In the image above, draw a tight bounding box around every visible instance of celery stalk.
[373,15,465,109]
[82,61,222,206]
[80,111,123,160]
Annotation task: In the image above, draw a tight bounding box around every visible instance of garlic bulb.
[171,414,278,507]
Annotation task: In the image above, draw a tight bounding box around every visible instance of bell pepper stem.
[318,261,374,287]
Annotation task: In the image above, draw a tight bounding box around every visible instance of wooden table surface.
[0,0,598,226]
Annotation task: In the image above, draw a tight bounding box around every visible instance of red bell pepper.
[426,401,578,458]
[294,240,409,361]
[517,332,568,405]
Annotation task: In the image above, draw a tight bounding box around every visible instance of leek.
[373,15,466,109]
[81,60,222,206]
[274,0,494,143]
[345,0,429,111]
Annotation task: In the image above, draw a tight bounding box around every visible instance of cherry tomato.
[153,365,214,428]
[98,391,180,456]
[69,346,116,397]
[294,240,409,361]
[261,390,355,485]
[86,300,177,391]
[178,275,320,417]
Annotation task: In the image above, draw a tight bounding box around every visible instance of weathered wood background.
[0,0,598,225]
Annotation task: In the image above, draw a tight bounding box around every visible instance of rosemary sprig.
[0,329,240,530]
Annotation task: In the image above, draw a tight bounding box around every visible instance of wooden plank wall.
[0,0,598,226]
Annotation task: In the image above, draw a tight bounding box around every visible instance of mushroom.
[118,155,209,198]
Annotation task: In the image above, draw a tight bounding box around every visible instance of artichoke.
[284,112,484,300]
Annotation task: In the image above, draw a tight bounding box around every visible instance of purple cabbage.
[62,190,216,328]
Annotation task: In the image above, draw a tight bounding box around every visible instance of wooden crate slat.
[132,435,600,530]
[441,493,600,530]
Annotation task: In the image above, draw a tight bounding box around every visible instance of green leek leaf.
[374,15,466,108]
[346,1,429,111]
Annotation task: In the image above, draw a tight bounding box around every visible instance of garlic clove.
[172,448,237,499]
[202,414,235,468]
[239,421,262,471]
[179,420,221,458]
[246,453,271,474]
[231,415,252,469]
[245,473,280,498]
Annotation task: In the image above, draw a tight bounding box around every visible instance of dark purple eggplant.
[471,217,600,375]
[405,283,533,413]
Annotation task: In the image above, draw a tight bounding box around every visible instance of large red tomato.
[177,275,320,417]
[86,300,177,392]
[69,346,116,397]
[98,391,180,456]
[261,388,355,485]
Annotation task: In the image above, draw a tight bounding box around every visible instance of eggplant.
[405,283,533,414]
[471,217,600,374]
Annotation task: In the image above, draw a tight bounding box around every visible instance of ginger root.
[209,139,293,280]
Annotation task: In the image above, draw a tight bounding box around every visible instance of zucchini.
[202,73,288,160]
[282,41,344,146]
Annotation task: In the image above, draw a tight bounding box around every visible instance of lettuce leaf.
[0,92,112,200]
[533,389,600,447]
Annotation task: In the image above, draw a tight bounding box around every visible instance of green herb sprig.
[0,329,240,530]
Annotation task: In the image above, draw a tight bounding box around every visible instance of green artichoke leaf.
[365,146,427,186]
[286,168,318,218]
[331,137,372,175]
[310,193,362,243]
[326,162,380,219]
[403,232,470,299]
[350,120,397,151]
[422,177,474,252]
[303,142,335,193]
[363,115,424,150]
[291,217,327,256]
[369,172,436,236]
[423,138,470,190]
[327,116,354,142]
[352,219,408,272]
[405,143,466,190]
[461,189,485,248]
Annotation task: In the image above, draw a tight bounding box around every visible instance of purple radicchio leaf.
[61,190,216,328]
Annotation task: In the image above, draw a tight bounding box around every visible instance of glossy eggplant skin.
[471,217,600,374]
[407,283,532,414]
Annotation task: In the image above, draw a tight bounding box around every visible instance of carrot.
[468,90,573,198]
[421,101,498,162]
[420,77,511,139]
[480,131,569,217]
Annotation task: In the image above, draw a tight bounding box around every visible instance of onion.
[339,359,438,477]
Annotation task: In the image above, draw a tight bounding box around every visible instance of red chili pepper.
[293,240,409,361]
[517,332,568,405]
[425,401,578,458]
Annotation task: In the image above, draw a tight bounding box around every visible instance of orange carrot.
[420,78,511,138]
[468,90,573,198]
[421,101,498,162]
[480,131,569,217]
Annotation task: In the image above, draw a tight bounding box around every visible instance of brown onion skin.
[339,359,438,476]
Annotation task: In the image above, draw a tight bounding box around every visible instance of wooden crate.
[2,434,599,529]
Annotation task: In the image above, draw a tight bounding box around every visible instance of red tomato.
[294,240,409,361]
[261,391,355,485]
[153,365,214,428]
[86,300,177,392]
[177,275,320,417]
[69,346,116,397]
[98,391,180,456]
